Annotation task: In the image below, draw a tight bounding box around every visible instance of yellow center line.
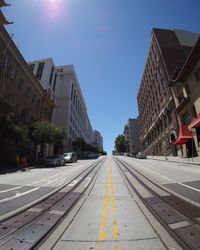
[96,158,120,250]
[98,165,110,242]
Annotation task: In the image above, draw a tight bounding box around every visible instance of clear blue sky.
[4,0,200,154]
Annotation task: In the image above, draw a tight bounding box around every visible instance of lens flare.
[46,0,62,22]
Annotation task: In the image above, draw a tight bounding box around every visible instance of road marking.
[98,169,110,241]
[97,158,120,250]
[178,182,200,193]
[0,186,23,193]
[0,187,40,203]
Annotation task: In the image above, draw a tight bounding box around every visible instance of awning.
[190,113,200,128]
[174,124,192,145]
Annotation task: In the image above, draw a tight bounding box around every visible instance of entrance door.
[186,140,197,157]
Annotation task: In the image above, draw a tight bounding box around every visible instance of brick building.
[0,26,54,164]
[137,28,199,156]
[170,38,200,157]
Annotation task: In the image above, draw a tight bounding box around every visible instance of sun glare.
[46,0,62,22]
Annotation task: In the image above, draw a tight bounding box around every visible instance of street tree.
[115,134,127,153]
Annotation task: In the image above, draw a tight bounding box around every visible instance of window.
[196,127,200,146]
[32,94,37,104]
[26,87,31,97]
[29,64,35,71]
[36,99,40,108]
[49,66,54,86]
[181,111,191,125]
[71,84,74,100]
[195,68,200,82]
[36,62,45,80]
[53,73,57,91]
[21,109,26,120]
[17,79,24,90]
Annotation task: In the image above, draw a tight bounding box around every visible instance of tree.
[115,134,127,153]
[30,120,66,145]
[0,113,29,145]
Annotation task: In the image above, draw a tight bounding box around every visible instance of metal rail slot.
[0,158,105,250]
[114,157,200,249]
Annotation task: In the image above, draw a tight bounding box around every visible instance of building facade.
[0,27,53,163]
[123,118,141,154]
[137,28,199,156]
[171,38,200,157]
[92,130,103,151]
[28,59,94,152]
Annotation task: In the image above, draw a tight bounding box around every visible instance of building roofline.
[171,37,200,83]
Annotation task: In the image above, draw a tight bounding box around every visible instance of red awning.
[191,113,200,128]
[174,124,192,145]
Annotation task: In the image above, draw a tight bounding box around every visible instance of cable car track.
[0,158,105,250]
[115,157,200,249]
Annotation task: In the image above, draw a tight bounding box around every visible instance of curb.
[148,157,200,166]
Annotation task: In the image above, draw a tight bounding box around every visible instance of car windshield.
[64,153,72,157]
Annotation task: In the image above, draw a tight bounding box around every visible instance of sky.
[3,0,200,154]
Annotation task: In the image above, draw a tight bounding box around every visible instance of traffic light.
[0,0,13,25]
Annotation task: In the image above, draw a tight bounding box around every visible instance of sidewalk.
[148,155,200,165]
[0,163,44,174]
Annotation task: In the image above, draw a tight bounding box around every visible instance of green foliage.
[30,121,66,145]
[54,126,66,144]
[0,113,29,145]
[72,138,99,153]
[115,134,127,153]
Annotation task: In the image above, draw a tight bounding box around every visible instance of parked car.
[136,152,147,159]
[62,152,77,163]
[45,154,65,167]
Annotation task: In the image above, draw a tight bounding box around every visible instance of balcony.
[175,96,190,113]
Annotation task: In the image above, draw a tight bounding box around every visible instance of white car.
[136,152,147,159]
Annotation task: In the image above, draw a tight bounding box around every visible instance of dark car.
[45,154,65,167]
[62,152,77,163]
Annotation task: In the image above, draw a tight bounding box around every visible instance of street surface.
[2,156,200,249]
[117,156,200,205]
[41,157,180,250]
[0,159,101,219]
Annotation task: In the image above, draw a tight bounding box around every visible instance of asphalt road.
[0,158,101,218]
[116,156,200,205]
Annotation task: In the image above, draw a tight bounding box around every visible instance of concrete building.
[123,118,141,154]
[28,59,94,152]
[137,28,199,156]
[92,130,103,151]
[170,37,200,157]
[0,27,54,163]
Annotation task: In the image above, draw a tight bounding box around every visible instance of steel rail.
[0,158,105,250]
[114,157,200,250]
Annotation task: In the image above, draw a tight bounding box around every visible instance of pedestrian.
[16,154,20,168]
[20,156,28,171]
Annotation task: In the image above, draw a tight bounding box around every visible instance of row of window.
[142,110,172,147]
[30,62,57,91]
